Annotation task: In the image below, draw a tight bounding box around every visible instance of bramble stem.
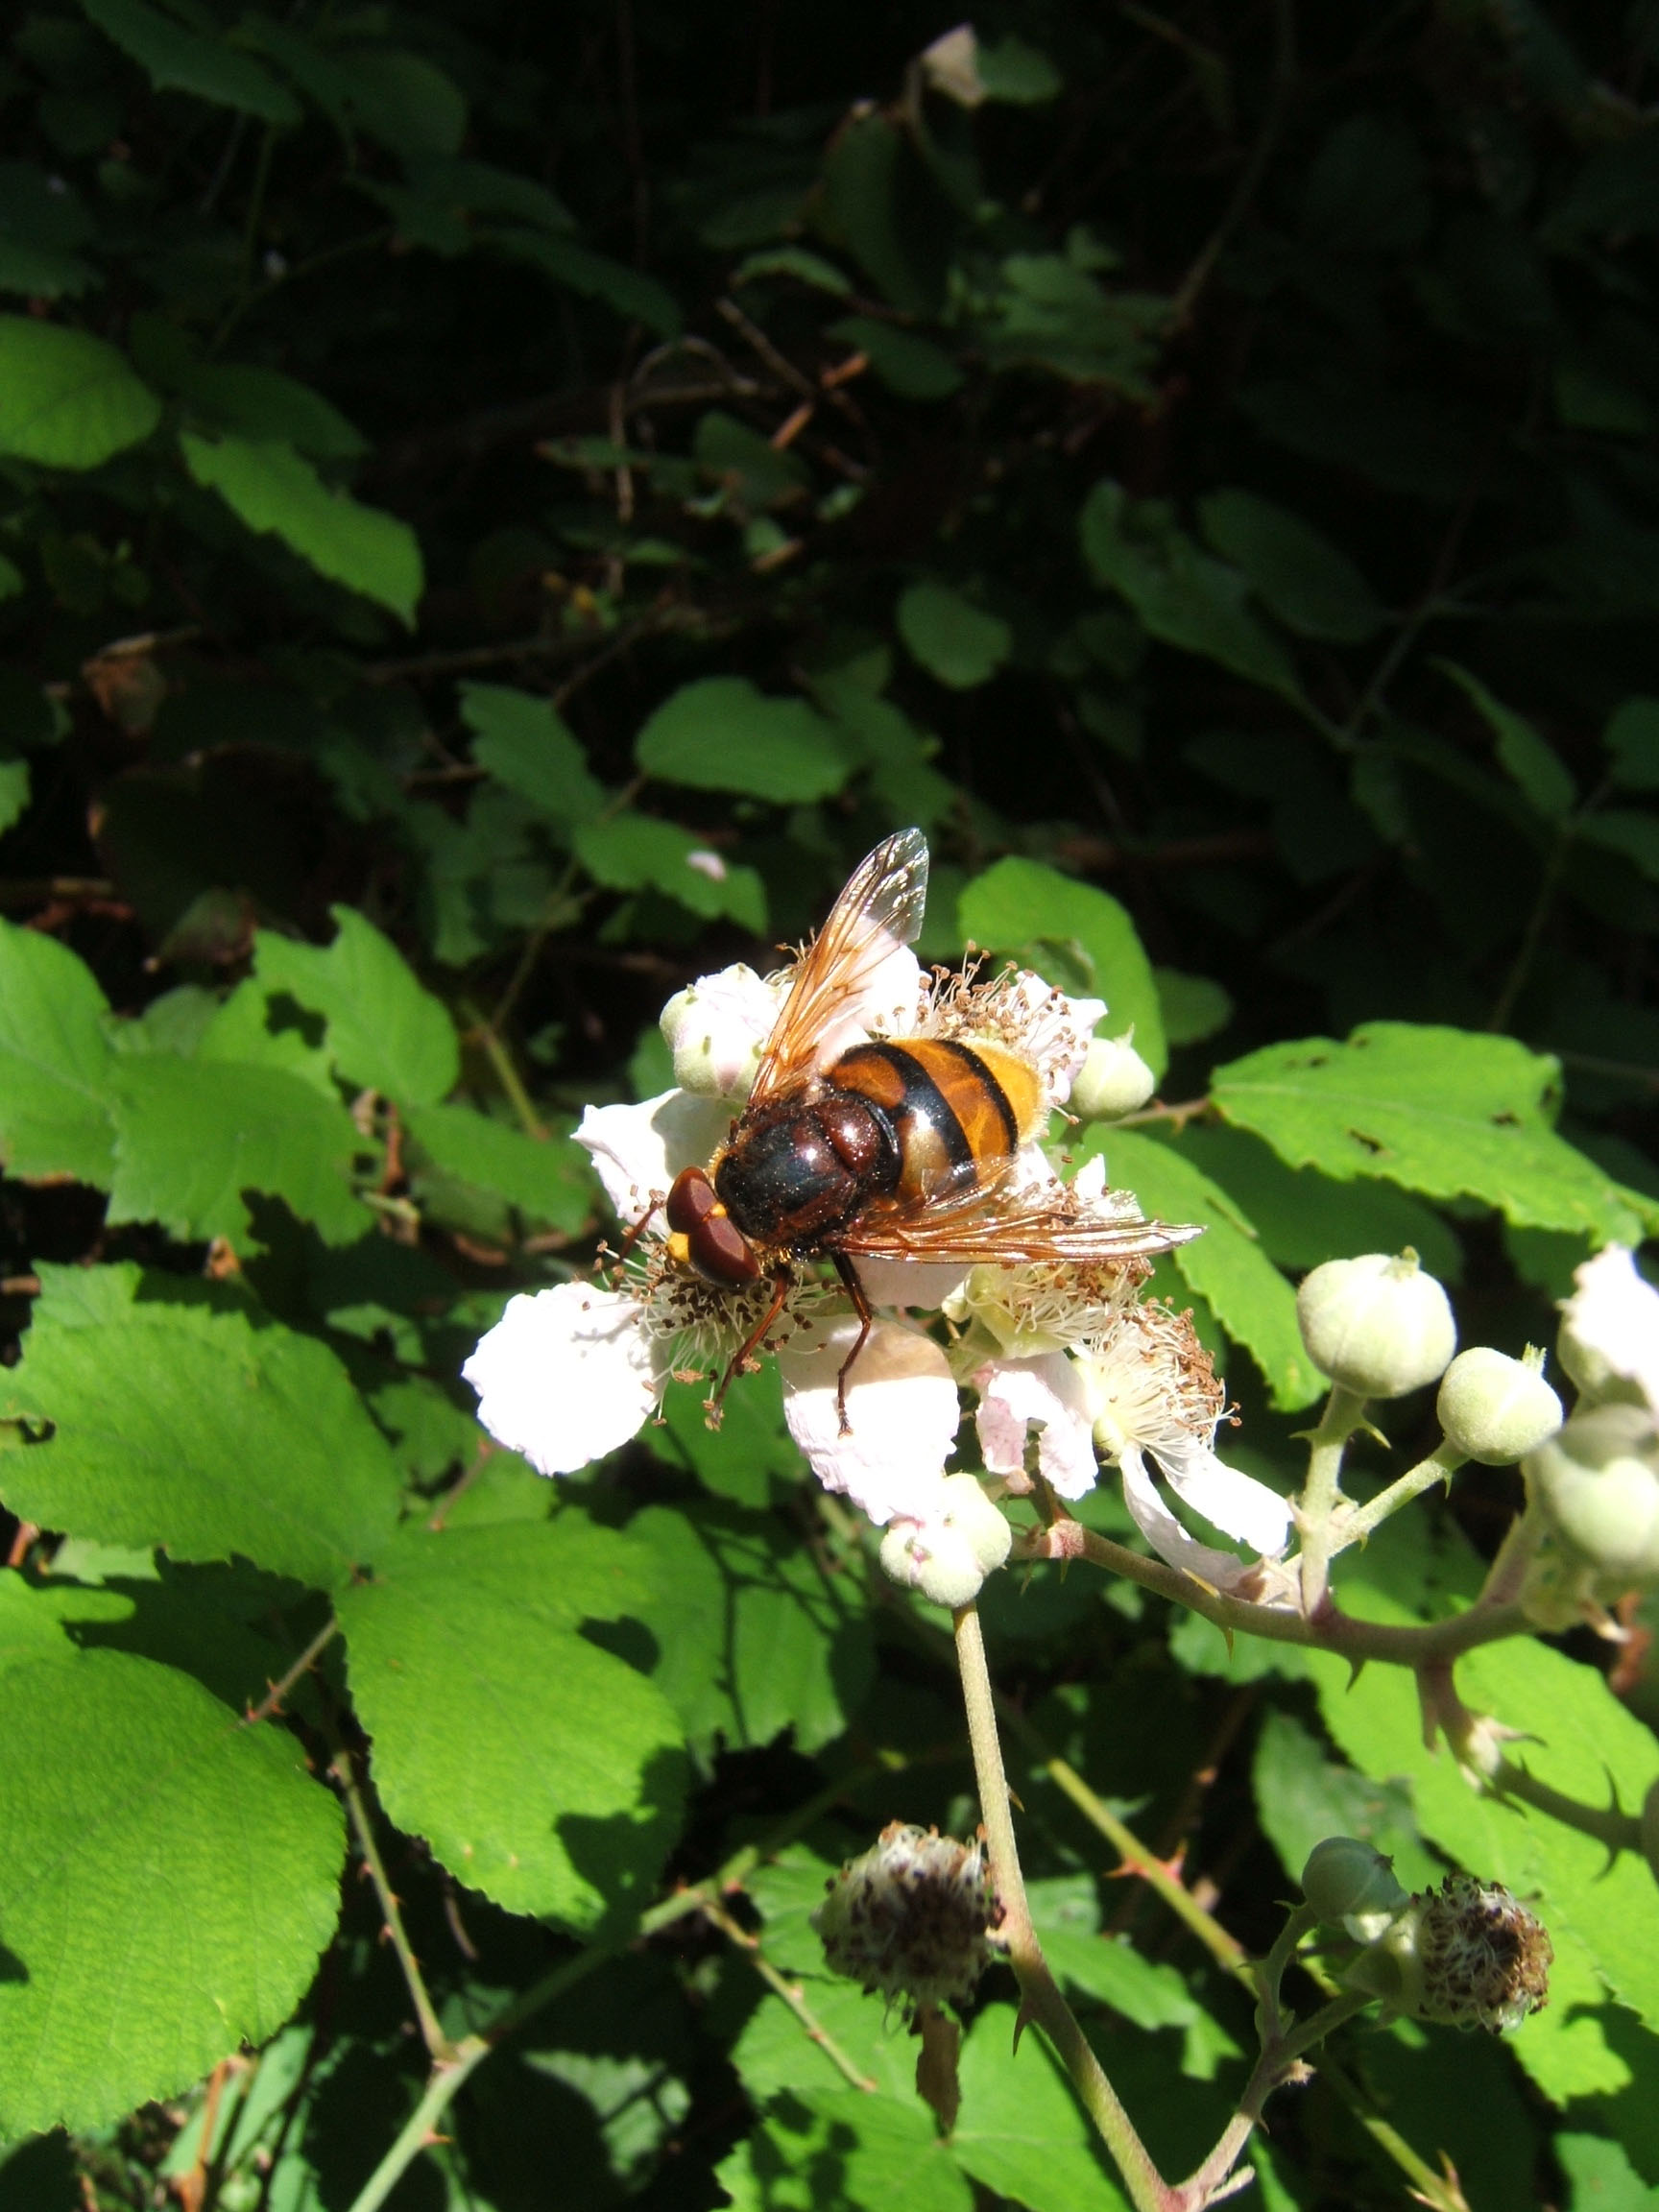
[1013,1519,1530,1670]
[1333,1441,1466,1551]
[1298,1383,1368,1616]
[242,1615,339,1724]
[331,1748,456,2065]
[700,1897,878,2091]
[953,1602,1171,2212]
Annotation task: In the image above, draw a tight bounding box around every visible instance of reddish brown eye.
[692,1211,761,1285]
[666,1167,717,1233]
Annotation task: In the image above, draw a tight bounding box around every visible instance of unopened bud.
[1557,1245,1659,1418]
[878,1475,1013,1608]
[1525,1403,1659,1580]
[1070,1034,1156,1121]
[659,965,779,1097]
[1301,1837,1410,1939]
[1345,1874,1551,2033]
[1437,1347,1563,1465]
[812,1822,1003,2013]
[1296,1251,1456,1400]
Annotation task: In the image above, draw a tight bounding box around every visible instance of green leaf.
[576,813,768,929]
[0,1265,402,1589]
[951,2003,1130,2211]
[491,229,680,336]
[1308,1620,1659,2101]
[635,676,854,804]
[178,364,368,460]
[974,35,1063,104]
[0,162,98,301]
[1153,967,1233,1047]
[1555,2134,1659,2211]
[180,432,423,625]
[1605,698,1659,792]
[1197,488,1384,643]
[1250,1706,1439,1898]
[1081,1128,1318,1408]
[403,1103,590,1233]
[1213,1023,1654,1243]
[1440,661,1577,821]
[1174,1123,1463,1282]
[0,756,30,831]
[337,46,467,157]
[1080,481,1304,702]
[106,1055,374,1248]
[0,316,159,469]
[253,906,459,1105]
[627,1501,875,1756]
[896,579,1013,689]
[826,314,964,398]
[729,2090,974,2212]
[1576,808,1659,883]
[0,1644,341,2134]
[692,410,810,511]
[0,918,115,1185]
[338,1519,687,1928]
[460,681,606,828]
[957,856,1166,1077]
[79,0,301,122]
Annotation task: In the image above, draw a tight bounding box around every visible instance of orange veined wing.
[748,827,930,1108]
[833,1174,1205,1265]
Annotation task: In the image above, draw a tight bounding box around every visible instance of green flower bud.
[812,1822,1003,2014]
[1525,1403,1659,1580]
[878,1475,1013,1608]
[1296,1251,1456,1400]
[1345,1875,1551,2034]
[1070,1034,1156,1121]
[1301,1837,1410,1938]
[1436,1347,1563,1466]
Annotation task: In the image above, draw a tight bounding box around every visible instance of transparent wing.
[748,828,930,1107]
[836,1175,1204,1265]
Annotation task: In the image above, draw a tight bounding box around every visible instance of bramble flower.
[462,913,1256,1569]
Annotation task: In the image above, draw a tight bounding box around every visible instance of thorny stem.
[241,1615,340,1724]
[1296,1383,1369,1617]
[1334,1441,1466,1551]
[1014,1518,1531,1670]
[330,1747,456,2065]
[700,1897,878,2091]
[953,1602,1171,2212]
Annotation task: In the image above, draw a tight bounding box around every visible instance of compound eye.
[692,1210,762,1285]
[666,1167,717,1234]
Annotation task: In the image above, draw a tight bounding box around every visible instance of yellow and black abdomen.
[829,1038,1045,1204]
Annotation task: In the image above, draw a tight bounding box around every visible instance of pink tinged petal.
[462,1283,661,1477]
[974,1352,1097,1500]
[1154,1434,1291,1555]
[1119,1446,1262,1592]
[576,1091,733,1226]
[778,1315,960,1526]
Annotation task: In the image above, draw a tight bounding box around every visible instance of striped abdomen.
[712,1036,1045,1257]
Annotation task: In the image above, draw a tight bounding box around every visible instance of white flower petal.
[1119,1445,1263,1592]
[809,945,927,1072]
[576,1090,733,1226]
[1154,1432,1291,1555]
[854,1257,972,1310]
[974,1351,1097,1499]
[1000,974,1105,1108]
[463,1283,661,1476]
[1560,1245,1659,1420]
[778,1315,959,1525]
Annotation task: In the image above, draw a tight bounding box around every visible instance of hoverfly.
[657,828,1198,1428]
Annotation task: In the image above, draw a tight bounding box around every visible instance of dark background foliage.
[2,2,1659,2207]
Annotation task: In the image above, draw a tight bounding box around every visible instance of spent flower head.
[812,1822,1003,2015]
[1345,1874,1551,2034]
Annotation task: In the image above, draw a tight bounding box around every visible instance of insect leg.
[608,1194,664,1274]
[830,1249,874,1435]
[714,1266,793,1410]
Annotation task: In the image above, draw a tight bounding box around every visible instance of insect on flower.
[631,828,1201,1431]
